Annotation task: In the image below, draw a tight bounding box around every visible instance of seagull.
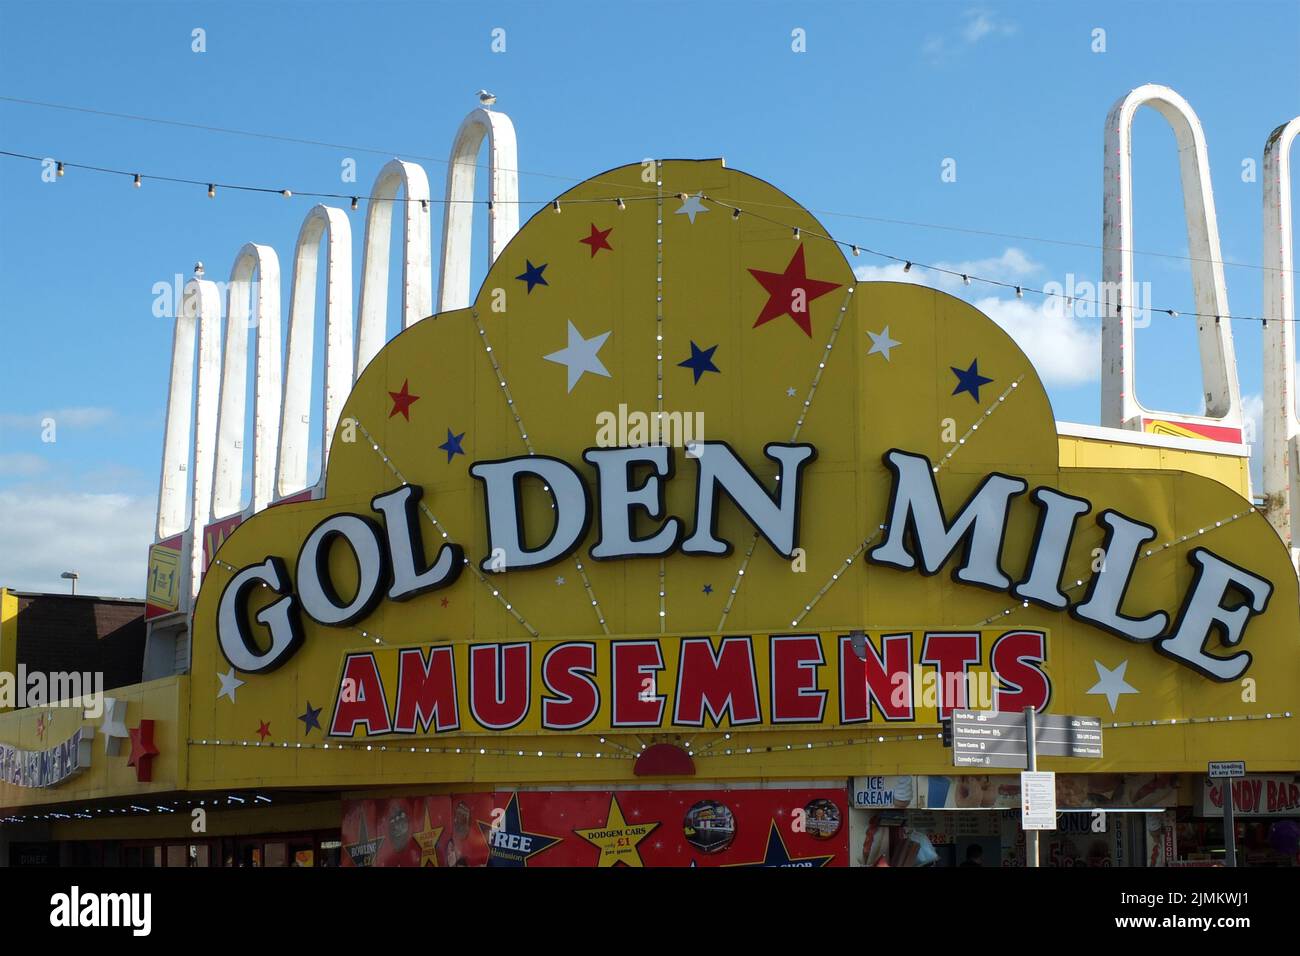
[477,89,497,108]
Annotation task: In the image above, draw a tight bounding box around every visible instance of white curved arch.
[211,244,282,521]
[156,278,203,543]
[149,273,224,607]
[437,107,520,312]
[356,159,432,375]
[1101,84,1243,439]
[276,205,354,499]
[1261,116,1300,561]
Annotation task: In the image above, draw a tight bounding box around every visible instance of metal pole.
[1025,706,1039,868]
[1223,779,1237,867]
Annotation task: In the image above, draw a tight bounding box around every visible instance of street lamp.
[60,571,78,595]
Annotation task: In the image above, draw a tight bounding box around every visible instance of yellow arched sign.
[189,161,1300,790]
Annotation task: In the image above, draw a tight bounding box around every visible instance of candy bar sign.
[217,443,1273,684]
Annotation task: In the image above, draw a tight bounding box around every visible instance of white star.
[786,386,797,397]
[1086,659,1139,714]
[98,697,130,756]
[675,192,708,224]
[555,576,566,586]
[545,320,612,392]
[867,326,901,361]
[217,667,245,703]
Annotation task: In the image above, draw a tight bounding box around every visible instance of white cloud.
[973,295,1100,387]
[0,488,153,597]
[0,454,48,477]
[962,10,1018,45]
[854,252,1099,387]
[924,8,1018,63]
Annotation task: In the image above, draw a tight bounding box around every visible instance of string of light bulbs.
[3,90,1284,278]
[2,144,1291,324]
[694,708,1296,759]
[179,707,1294,761]
[783,377,1023,630]
[3,708,1290,824]
[655,166,669,633]
[355,418,545,638]
[723,191,1294,277]
[0,148,661,209]
[716,281,860,634]
[463,310,610,636]
[702,195,1293,327]
[0,143,1284,329]
[210,554,395,647]
[973,506,1259,628]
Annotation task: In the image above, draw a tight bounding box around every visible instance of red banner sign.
[341,788,849,867]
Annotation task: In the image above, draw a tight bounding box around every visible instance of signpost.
[1208,760,1245,867]
[950,708,1104,867]
[951,710,1103,768]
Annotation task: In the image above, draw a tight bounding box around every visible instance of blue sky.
[0,0,1297,596]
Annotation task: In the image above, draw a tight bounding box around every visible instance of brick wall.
[13,593,146,692]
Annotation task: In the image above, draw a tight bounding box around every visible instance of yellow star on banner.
[412,804,444,867]
[573,795,659,867]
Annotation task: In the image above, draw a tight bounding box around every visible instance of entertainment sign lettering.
[184,159,1300,780]
[218,446,1273,689]
[326,629,1051,738]
[0,726,93,789]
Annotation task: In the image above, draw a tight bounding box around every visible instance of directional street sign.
[951,710,1103,768]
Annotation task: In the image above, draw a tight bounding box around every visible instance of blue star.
[439,428,467,463]
[951,359,993,402]
[477,792,562,867]
[730,822,834,868]
[678,341,720,384]
[516,260,548,293]
[702,584,713,595]
[298,701,322,735]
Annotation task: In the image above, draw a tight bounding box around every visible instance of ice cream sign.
[852,776,915,808]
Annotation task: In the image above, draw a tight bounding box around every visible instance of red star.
[388,379,420,420]
[440,597,449,608]
[748,244,842,337]
[127,719,159,783]
[579,223,613,257]
[257,720,271,741]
